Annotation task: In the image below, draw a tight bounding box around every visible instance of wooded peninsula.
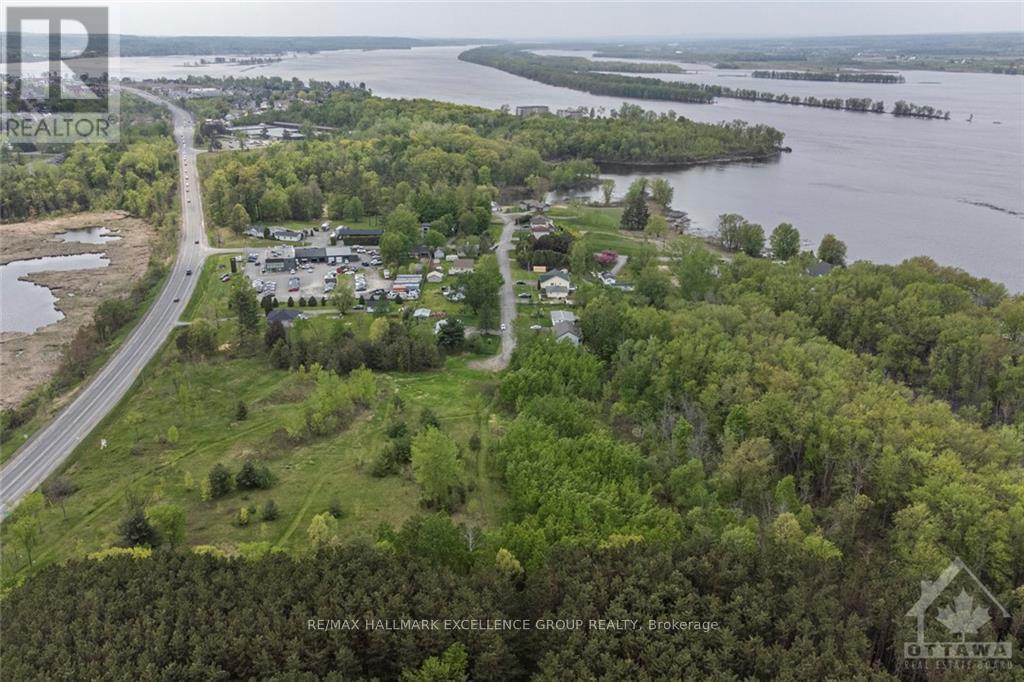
[459,47,952,119]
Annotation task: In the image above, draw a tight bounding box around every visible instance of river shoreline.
[595,148,786,173]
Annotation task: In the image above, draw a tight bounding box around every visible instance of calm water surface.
[0,253,110,333]
[55,226,121,244]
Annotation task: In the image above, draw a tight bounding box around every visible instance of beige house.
[449,258,476,275]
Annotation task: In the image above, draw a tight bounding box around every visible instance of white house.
[269,227,303,242]
[538,269,571,299]
[427,270,444,283]
[550,310,578,326]
[413,308,432,319]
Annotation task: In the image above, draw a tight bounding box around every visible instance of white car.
[500,323,507,331]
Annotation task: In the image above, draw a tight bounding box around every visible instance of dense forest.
[3,245,1021,679]
[0,94,180,227]
[459,47,951,118]
[199,89,783,237]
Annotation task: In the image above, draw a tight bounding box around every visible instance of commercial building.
[515,105,549,117]
[334,226,383,245]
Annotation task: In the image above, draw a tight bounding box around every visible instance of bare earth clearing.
[0,212,156,409]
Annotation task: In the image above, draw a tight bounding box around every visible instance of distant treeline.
[459,48,715,103]
[529,53,683,74]
[460,47,951,119]
[752,70,905,83]
[6,33,488,61]
[581,32,1024,75]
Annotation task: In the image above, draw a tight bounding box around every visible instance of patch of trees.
[515,228,575,270]
[268,317,441,377]
[282,365,376,441]
[892,100,952,119]
[459,255,503,331]
[1,95,179,224]
[752,70,905,83]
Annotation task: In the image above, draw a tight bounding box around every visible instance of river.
[112,46,1024,290]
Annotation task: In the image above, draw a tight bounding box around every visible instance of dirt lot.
[0,211,157,409]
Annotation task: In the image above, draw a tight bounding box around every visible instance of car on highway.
[173,297,180,303]
[185,269,193,276]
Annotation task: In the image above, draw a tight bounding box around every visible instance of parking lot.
[240,241,392,303]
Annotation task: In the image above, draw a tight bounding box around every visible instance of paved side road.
[469,211,518,372]
[0,90,209,513]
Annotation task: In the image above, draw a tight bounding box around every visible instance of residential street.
[468,211,518,371]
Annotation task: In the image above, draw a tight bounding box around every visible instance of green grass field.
[181,254,239,321]
[2,206,519,579]
[549,204,655,257]
[1,313,507,582]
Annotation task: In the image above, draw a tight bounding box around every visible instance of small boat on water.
[967,113,973,123]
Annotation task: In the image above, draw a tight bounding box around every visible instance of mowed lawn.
[549,204,655,257]
[1,333,506,578]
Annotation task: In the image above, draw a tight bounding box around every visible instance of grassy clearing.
[181,254,239,321]
[0,324,506,581]
[549,204,655,257]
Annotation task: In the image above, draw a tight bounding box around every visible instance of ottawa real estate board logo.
[2,4,119,143]
[904,556,1013,666]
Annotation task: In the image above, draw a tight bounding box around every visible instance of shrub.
[208,463,233,498]
[117,508,158,547]
[260,499,280,521]
[328,497,345,519]
[236,461,273,491]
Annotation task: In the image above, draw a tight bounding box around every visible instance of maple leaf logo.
[936,589,991,640]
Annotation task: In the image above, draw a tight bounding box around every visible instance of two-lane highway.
[0,90,210,512]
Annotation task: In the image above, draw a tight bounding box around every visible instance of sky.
[11,0,1023,39]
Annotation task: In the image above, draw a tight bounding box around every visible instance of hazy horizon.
[6,1,1021,40]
